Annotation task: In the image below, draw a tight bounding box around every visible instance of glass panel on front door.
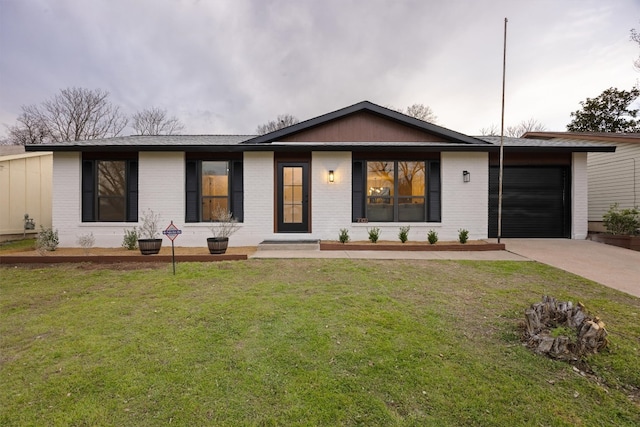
[283,166,303,224]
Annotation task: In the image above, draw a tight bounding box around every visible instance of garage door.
[489,167,571,238]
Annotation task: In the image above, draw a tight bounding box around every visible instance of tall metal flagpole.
[498,17,508,244]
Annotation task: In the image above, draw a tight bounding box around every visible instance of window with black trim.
[352,159,440,222]
[82,154,138,222]
[185,158,243,222]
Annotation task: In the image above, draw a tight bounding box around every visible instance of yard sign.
[162,221,182,274]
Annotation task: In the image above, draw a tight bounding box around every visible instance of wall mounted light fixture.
[463,170,470,183]
[328,170,335,183]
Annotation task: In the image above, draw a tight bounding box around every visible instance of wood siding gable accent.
[279,111,448,143]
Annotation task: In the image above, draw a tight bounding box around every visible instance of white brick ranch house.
[25,101,614,248]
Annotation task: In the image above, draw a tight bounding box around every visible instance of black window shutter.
[126,160,138,222]
[428,161,441,222]
[185,160,199,222]
[231,160,244,222]
[81,160,95,222]
[352,161,365,221]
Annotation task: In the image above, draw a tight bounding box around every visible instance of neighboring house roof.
[478,136,615,152]
[523,131,640,144]
[0,145,27,156]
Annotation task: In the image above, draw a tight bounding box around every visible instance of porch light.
[463,170,470,183]
[328,170,335,183]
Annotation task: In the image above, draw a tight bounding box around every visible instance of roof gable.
[245,101,490,145]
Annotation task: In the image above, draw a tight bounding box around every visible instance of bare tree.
[506,118,546,137]
[479,124,499,136]
[479,119,545,137]
[256,114,300,135]
[632,27,640,71]
[7,87,128,144]
[132,107,185,135]
[390,103,437,123]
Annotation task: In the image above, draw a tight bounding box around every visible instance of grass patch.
[0,238,35,253]
[1,259,639,426]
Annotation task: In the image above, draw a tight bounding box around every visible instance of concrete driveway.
[503,239,640,298]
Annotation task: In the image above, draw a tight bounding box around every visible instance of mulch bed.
[320,240,505,251]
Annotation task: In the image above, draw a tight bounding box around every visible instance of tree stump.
[523,296,608,361]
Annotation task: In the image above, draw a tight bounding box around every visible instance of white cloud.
[1,0,639,138]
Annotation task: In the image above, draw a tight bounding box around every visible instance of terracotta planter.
[591,234,640,251]
[138,239,162,255]
[207,237,229,254]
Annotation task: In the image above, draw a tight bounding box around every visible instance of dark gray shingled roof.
[23,100,614,154]
[476,136,615,152]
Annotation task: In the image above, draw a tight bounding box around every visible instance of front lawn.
[1,259,639,426]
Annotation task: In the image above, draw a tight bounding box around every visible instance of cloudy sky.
[1,0,639,139]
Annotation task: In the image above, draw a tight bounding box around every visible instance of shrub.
[208,206,240,238]
[427,229,438,244]
[458,228,469,244]
[398,226,410,243]
[122,228,139,250]
[367,227,380,243]
[338,228,350,244]
[36,227,59,252]
[139,209,160,239]
[76,232,95,254]
[603,203,640,235]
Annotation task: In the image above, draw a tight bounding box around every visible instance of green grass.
[0,238,35,252]
[1,259,639,426]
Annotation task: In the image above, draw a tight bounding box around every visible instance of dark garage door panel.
[489,167,570,238]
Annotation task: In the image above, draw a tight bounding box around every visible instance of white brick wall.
[311,152,352,241]
[572,152,588,239]
[52,152,81,247]
[233,152,274,246]
[440,152,489,240]
[52,150,491,247]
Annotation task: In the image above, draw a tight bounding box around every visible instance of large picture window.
[185,158,243,223]
[352,159,440,222]
[82,154,138,222]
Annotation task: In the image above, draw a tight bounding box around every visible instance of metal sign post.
[162,221,182,275]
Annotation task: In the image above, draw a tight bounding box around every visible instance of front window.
[185,157,243,223]
[366,161,426,222]
[97,161,126,221]
[201,161,229,221]
[82,154,137,223]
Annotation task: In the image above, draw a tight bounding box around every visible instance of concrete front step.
[257,240,320,251]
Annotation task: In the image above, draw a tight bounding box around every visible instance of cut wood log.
[523,296,608,361]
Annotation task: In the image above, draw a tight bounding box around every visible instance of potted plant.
[207,207,239,254]
[138,209,162,255]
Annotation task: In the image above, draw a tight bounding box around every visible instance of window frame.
[81,153,138,223]
[185,156,243,223]
[352,157,440,223]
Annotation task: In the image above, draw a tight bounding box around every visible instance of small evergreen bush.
[367,227,380,243]
[398,226,410,243]
[427,229,438,244]
[338,228,350,243]
[122,228,139,250]
[458,228,469,244]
